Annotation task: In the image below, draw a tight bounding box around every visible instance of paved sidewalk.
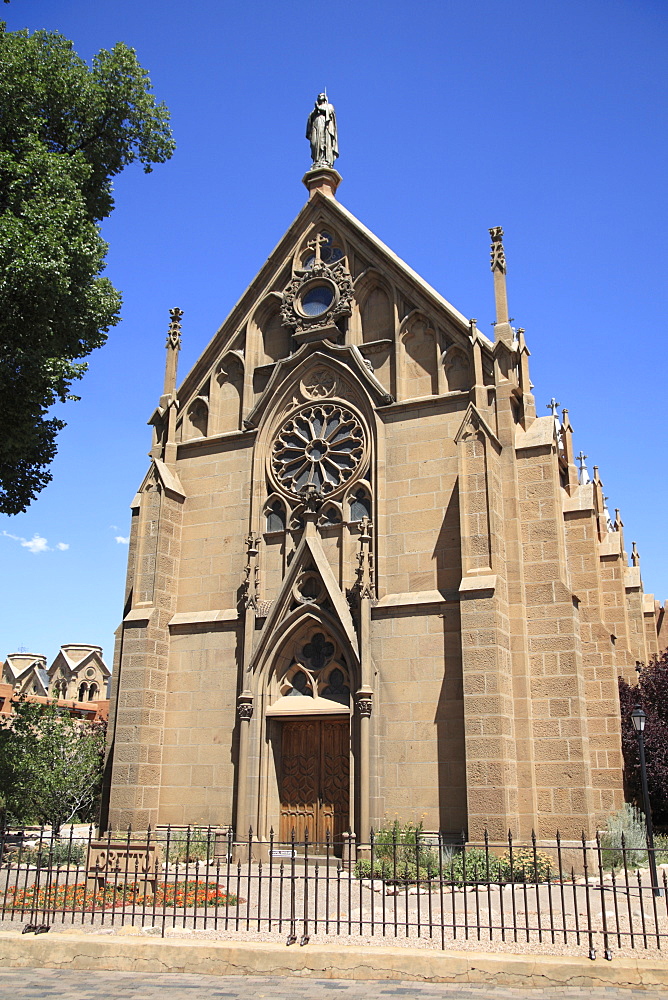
[0,969,663,1000]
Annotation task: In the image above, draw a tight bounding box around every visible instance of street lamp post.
[631,704,663,896]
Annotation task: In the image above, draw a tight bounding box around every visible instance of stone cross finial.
[631,541,640,567]
[546,398,561,418]
[304,232,329,265]
[489,227,506,273]
[576,451,590,485]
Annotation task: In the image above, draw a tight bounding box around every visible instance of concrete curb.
[2,933,668,988]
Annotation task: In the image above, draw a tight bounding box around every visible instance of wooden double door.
[279,718,349,848]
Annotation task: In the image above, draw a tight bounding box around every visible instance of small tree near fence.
[619,650,668,827]
[0,698,106,835]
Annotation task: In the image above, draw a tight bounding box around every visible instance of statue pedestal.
[302,167,342,200]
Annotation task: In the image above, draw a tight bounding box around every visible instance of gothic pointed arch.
[399,310,438,398]
[263,492,287,534]
[212,350,244,433]
[354,268,395,344]
[248,530,360,685]
[265,616,354,717]
[256,605,360,705]
[250,291,291,366]
[245,341,391,434]
[183,393,209,440]
[443,343,473,393]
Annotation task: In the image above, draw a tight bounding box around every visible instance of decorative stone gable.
[280,232,354,345]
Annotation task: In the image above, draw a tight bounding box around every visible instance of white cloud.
[2,530,69,554]
[115,535,130,545]
[22,534,50,554]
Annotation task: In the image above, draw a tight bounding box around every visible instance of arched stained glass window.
[266,500,286,532]
[349,489,371,522]
[322,668,350,706]
[287,670,312,697]
[322,505,341,525]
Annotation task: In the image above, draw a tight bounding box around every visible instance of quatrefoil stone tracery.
[271,403,366,499]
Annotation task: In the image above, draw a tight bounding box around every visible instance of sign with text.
[86,840,161,882]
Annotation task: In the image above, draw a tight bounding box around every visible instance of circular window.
[271,402,366,498]
[299,283,335,317]
[86,667,95,678]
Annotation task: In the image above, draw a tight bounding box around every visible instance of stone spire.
[576,451,590,485]
[559,408,578,495]
[489,227,513,346]
[163,307,183,398]
[158,307,183,466]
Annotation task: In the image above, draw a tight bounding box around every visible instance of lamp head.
[631,704,647,734]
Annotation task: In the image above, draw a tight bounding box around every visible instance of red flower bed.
[5,880,239,912]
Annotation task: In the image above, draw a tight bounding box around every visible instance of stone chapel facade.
[103,163,662,851]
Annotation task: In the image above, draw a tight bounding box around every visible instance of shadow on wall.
[434,482,468,835]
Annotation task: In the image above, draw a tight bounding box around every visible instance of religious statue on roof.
[306,93,338,169]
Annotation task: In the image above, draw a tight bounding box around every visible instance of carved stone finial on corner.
[242,533,261,611]
[162,307,183,408]
[489,227,506,273]
[631,541,640,567]
[354,516,376,603]
[166,307,183,351]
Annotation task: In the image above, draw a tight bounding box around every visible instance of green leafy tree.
[0,23,175,514]
[0,699,107,834]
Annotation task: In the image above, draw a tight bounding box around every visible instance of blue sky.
[1,0,667,667]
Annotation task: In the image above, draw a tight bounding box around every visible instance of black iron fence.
[1,824,668,958]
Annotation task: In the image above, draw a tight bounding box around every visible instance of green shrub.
[5,838,87,866]
[654,833,668,864]
[355,857,431,884]
[356,824,555,886]
[367,820,439,877]
[600,804,648,870]
[494,846,553,883]
[166,828,213,864]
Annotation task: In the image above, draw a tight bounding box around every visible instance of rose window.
[271,403,365,498]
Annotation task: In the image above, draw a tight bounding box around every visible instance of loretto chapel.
[102,95,666,857]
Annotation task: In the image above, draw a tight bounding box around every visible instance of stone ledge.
[459,574,497,594]
[123,607,155,624]
[168,609,238,628]
[1,932,668,987]
[374,590,452,610]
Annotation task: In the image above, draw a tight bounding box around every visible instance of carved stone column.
[356,689,373,853]
[234,692,254,845]
[356,516,375,850]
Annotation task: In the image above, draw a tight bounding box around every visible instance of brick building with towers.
[103,104,664,854]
